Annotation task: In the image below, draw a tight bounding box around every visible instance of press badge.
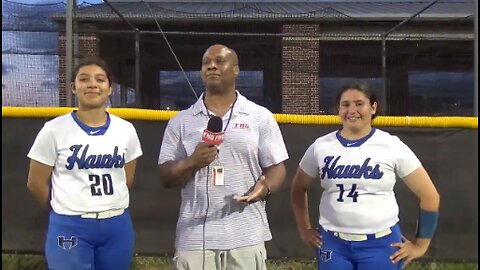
[212,166,225,186]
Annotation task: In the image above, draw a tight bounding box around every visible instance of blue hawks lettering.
[321,156,384,180]
[65,144,125,170]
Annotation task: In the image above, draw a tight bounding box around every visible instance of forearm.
[291,185,312,232]
[415,193,440,248]
[262,163,286,193]
[402,167,440,249]
[27,160,53,210]
[27,182,50,209]
[419,192,440,212]
[159,158,198,188]
[124,160,138,189]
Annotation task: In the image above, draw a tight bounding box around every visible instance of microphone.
[202,116,224,146]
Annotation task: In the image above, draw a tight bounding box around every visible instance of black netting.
[1,0,474,115]
[1,0,100,106]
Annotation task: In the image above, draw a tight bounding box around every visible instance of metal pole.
[475,0,478,117]
[120,85,127,107]
[381,0,439,115]
[65,0,74,106]
[383,0,439,38]
[381,37,387,115]
[73,0,78,76]
[135,30,140,107]
[102,0,138,107]
[104,0,137,31]
[72,0,79,108]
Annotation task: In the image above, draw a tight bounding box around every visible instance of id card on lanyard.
[204,92,237,187]
[211,165,225,186]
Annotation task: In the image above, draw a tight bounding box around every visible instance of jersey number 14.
[336,184,358,202]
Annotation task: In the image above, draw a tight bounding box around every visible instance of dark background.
[2,118,478,261]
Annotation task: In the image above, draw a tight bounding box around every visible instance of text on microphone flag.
[202,129,224,145]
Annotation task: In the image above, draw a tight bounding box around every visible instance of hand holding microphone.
[190,116,224,169]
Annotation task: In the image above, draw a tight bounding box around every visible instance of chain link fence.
[2,0,475,116]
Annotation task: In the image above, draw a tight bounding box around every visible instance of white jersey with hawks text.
[299,128,421,234]
[27,112,142,215]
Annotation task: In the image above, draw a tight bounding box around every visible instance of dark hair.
[335,82,379,119]
[71,56,113,86]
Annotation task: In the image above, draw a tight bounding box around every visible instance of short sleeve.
[392,136,422,178]
[27,123,57,166]
[158,118,187,164]
[299,143,319,178]
[125,123,143,163]
[257,112,289,168]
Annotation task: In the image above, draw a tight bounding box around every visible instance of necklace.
[202,92,238,132]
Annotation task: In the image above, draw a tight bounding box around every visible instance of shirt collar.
[192,92,205,116]
[192,90,250,116]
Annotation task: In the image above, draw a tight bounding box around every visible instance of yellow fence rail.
[2,106,478,129]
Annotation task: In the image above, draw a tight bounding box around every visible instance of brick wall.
[58,32,100,106]
[282,24,320,114]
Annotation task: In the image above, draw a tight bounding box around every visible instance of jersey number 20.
[89,174,114,196]
[336,184,358,202]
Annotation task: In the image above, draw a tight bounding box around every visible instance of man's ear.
[234,65,240,77]
[71,82,76,94]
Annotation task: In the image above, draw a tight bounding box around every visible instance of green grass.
[2,253,477,270]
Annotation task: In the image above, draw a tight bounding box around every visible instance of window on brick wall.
[408,71,474,116]
[159,71,203,110]
[159,70,264,111]
[107,83,136,108]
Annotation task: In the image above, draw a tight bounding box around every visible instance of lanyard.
[202,92,238,132]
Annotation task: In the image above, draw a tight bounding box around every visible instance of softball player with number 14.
[291,82,440,270]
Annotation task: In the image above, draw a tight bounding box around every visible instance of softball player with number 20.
[27,57,143,270]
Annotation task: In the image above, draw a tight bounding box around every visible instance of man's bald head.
[201,44,240,93]
[204,44,238,66]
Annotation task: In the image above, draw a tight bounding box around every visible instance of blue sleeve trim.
[416,209,439,239]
